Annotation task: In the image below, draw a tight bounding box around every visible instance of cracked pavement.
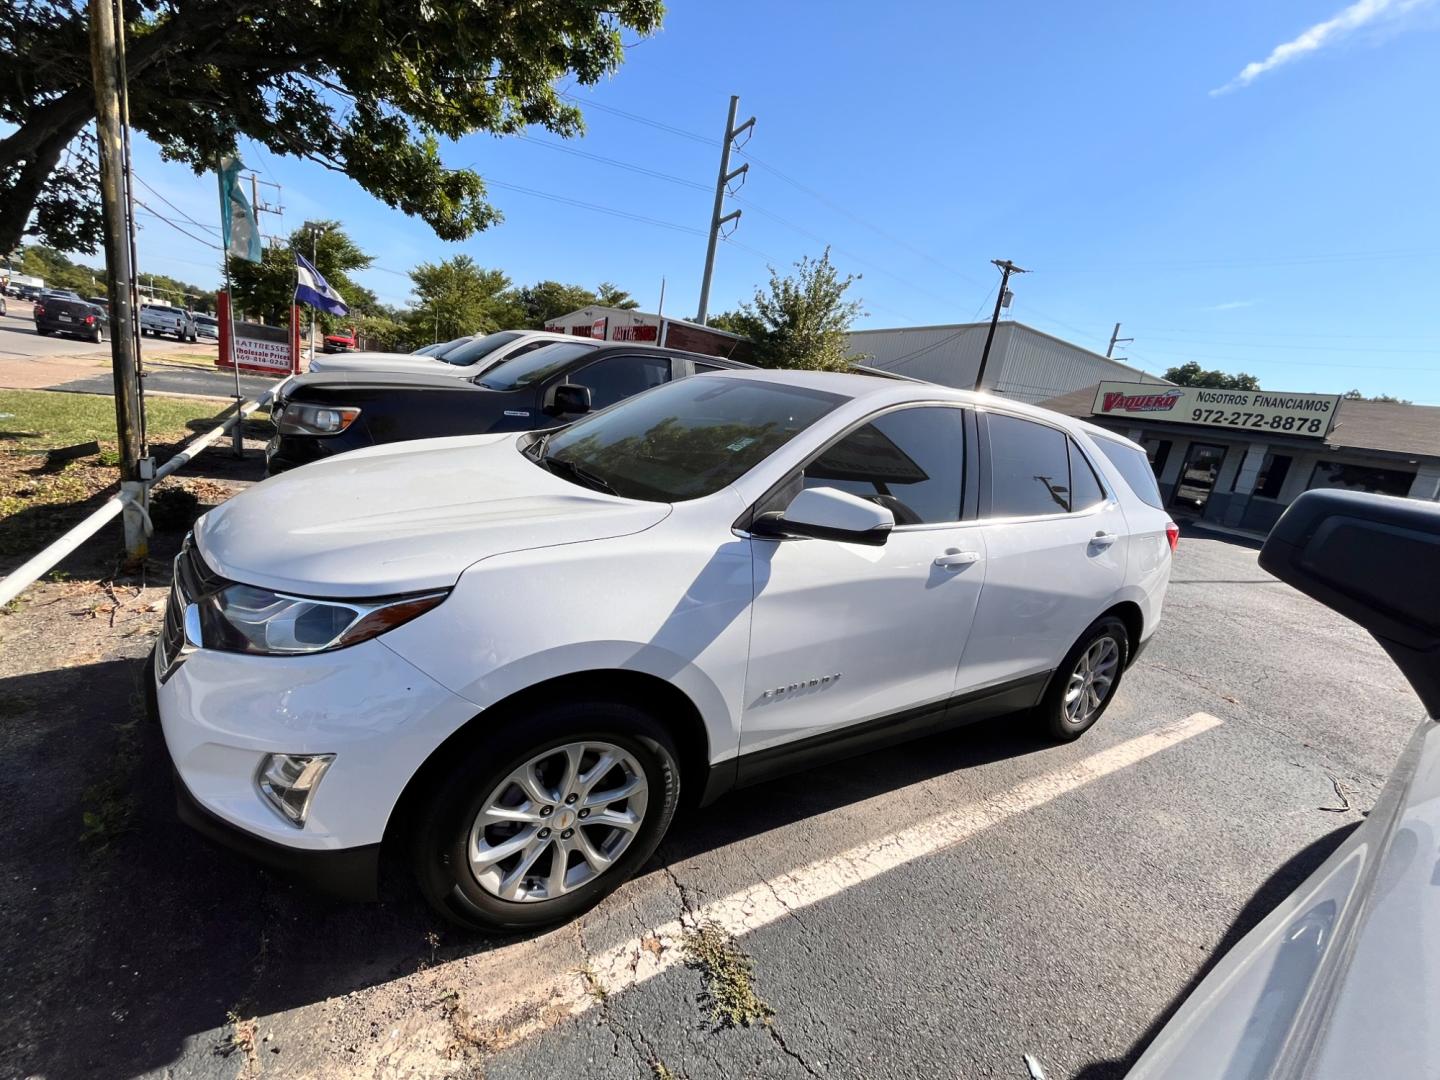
[0,532,1423,1079]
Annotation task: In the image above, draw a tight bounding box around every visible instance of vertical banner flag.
[294,253,350,315]
[217,156,262,263]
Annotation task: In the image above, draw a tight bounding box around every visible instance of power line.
[560,92,718,146]
[133,201,221,249]
[133,174,220,235]
[1040,248,1440,272]
[519,135,711,191]
[485,179,705,236]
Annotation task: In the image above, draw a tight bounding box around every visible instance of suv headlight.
[195,585,447,655]
[276,403,360,436]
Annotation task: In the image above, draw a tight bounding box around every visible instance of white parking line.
[478,712,1224,1048]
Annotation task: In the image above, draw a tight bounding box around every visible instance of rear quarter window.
[1094,436,1164,509]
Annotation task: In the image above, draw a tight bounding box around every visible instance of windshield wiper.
[542,455,618,496]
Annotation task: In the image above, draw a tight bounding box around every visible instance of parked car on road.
[1127,489,1440,1080]
[140,304,198,342]
[322,327,357,353]
[267,339,721,473]
[155,369,1176,931]
[413,336,472,357]
[33,291,108,343]
[193,314,219,340]
[306,328,579,378]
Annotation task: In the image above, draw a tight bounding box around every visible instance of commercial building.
[544,305,748,359]
[846,320,1165,403]
[1042,382,1440,532]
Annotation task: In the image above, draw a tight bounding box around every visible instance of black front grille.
[157,536,230,682]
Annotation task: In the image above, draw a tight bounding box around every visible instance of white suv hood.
[194,435,670,597]
[307,350,465,377]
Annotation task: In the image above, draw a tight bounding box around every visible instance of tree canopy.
[729,248,864,371]
[10,242,214,309]
[408,256,522,343]
[1163,361,1260,390]
[1343,388,1411,404]
[0,0,664,253]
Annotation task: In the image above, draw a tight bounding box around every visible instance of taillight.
[1165,521,1180,552]
[33,304,44,316]
[85,314,95,325]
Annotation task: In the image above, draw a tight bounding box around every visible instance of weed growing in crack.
[218,1010,259,1066]
[577,962,609,1003]
[681,921,774,1029]
[79,689,143,850]
[651,1059,681,1080]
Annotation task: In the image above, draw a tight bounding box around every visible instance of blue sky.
[126,0,1440,401]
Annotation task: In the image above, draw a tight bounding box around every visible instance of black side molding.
[733,672,1049,789]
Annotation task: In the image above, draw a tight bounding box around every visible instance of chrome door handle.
[934,550,980,568]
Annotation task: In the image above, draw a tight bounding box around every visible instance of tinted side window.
[987,414,1071,516]
[569,355,672,410]
[1095,436,1165,509]
[803,407,964,525]
[1068,440,1107,511]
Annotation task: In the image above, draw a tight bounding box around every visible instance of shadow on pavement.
[1071,821,1359,1080]
[0,640,1055,1079]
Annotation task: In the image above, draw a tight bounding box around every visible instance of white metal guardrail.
[0,390,274,609]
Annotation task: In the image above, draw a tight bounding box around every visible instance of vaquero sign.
[1091,382,1340,439]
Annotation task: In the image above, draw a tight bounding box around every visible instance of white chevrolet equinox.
[154,370,1176,931]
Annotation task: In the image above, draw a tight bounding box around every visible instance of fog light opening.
[257,753,335,827]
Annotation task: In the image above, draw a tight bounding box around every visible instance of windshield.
[478,342,601,390]
[537,376,843,502]
[436,330,524,367]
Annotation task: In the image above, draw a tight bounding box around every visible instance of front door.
[741,406,985,761]
[1170,442,1228,516]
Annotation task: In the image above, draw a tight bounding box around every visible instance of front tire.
[1037,616,1129,741]
[412,700,681,932]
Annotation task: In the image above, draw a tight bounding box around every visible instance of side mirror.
[545,383,592,416]
[754,486,894,547]
[1260,489,1440,716]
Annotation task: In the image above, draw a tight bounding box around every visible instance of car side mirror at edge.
[544,383,592,416]
[1259,489,1440,717]
[752,486,894,547]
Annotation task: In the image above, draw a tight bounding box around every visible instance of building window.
[1254,454,1291,499]
[1307,460,1415,498]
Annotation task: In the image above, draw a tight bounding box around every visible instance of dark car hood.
[278,369,488,398]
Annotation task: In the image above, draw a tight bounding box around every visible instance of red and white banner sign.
[215,293,300,376]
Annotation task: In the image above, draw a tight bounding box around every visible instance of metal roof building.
[846,320,1165,403]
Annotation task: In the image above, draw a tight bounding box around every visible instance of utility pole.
[88,0,148,562]
[1106,322,1133,359]
[975,259,1028,392]
[696,95,754,325]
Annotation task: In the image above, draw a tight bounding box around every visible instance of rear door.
[957,411,1127,692]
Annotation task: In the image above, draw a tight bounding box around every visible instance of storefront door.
[1170,442,1228,516]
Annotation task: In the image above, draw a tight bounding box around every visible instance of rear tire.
[91,324,104,344]
[1037,616,1129,742]
[412,699,681,933]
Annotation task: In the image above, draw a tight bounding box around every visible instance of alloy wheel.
[467,741,649,903]
[1064,636,1120,726]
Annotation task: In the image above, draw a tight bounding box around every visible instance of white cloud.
[1211,0,1435,95]
[1205,300,1259,311]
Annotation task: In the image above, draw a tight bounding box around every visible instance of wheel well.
[1100,601,1145,663]
[381,669,711,855]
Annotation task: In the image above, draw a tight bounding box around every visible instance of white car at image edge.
[152,369,1176,931]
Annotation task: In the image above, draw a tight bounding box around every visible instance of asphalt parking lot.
[0,523,1422,1080]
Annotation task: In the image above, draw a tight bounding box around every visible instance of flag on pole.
[217,155,262,263]
[294,253,350,316]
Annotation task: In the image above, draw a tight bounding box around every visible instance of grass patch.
[681,922,774,1029]
[0,389,233,557]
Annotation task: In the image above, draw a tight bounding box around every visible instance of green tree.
[595,282,639,310]
[1163,361,1261,390]
[734,248,864,371]
[701,309,763,338]
[15,242,211,307]
[0,1,664,254]
[228,220,371,327]
[513,281,600,328]
[1343,388,1411,404]
[407,256,522,342]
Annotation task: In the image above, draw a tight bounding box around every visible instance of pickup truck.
[322,327,357,353]
[33,291,108,343]
[140,305,197,342]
